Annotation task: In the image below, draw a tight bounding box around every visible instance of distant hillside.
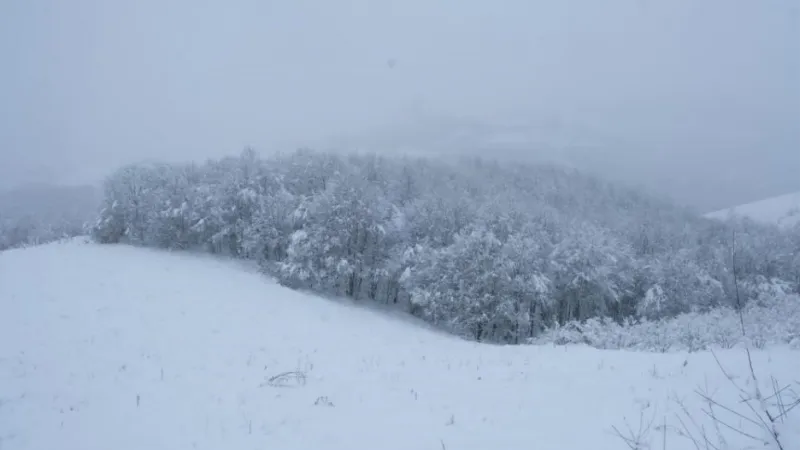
[0,183,100,250]
[706,191,800,228]
[91,149,800,343]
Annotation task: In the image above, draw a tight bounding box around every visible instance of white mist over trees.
[0,184,98,251]
[89,149,799,343]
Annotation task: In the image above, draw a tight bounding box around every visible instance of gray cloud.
[1,0,797,210]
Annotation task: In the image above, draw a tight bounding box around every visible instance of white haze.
[1,0,797,210]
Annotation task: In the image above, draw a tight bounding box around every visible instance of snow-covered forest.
[85,149,800,343]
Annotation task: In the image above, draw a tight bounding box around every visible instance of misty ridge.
[4,147,797,348]
[0,183,99,251]
[2,0,797,210]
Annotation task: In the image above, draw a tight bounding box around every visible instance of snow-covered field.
[1,240,798,450]
[706,191,800,228]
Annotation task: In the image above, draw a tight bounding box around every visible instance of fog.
[1,0,797,211]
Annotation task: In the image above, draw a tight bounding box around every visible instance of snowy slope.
[1,240,798,450]
[706,191,800,227]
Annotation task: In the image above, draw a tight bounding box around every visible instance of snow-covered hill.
[706,191,800,228]
[1,240,798,450]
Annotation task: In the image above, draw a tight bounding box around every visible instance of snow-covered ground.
[1,240,798,450]
[706,191,800,228]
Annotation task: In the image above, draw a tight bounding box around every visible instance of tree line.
[90,148,800,343]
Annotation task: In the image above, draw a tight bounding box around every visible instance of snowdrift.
[706,191,800,228]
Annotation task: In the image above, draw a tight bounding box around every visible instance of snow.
[706,191,800,227]
[2,239,798,450]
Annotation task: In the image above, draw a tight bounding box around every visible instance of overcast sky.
[1,0,797,211]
